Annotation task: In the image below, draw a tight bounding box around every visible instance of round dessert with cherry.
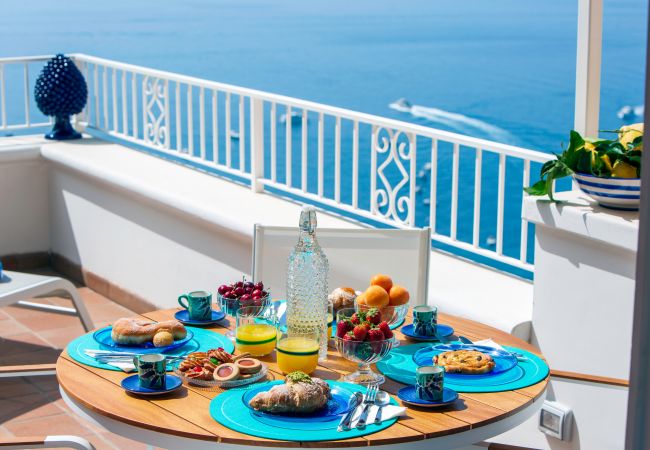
[217,278,270,317]
[174,347,266,387]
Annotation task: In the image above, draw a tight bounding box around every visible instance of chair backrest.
[253,226,430,305]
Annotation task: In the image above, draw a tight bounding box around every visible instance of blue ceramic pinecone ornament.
[34,54,87,140]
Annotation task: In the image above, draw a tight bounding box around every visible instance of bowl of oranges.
[355,274,409,329]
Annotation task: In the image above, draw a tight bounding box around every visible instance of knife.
[338,392,363,431]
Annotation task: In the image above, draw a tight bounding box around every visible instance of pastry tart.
[434,349,496,374]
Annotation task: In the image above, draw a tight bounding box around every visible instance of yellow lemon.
[612,160,638,178]
[619,123,643,150]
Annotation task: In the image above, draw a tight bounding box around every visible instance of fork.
[355,384,378,428]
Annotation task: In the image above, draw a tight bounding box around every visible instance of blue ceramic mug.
[413,305,438,337]
[178,290,213,321]
[132,354,166,389]
[416,365,444,401]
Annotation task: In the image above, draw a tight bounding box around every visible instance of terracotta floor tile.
[0,333,54,356]
[0,318,29,337]
[4,411,95,437]
[78,288,113,306]
[8,393,61,422]
[39,325,86,349]
[0,398,31,423]
[0,378,42,399]
[30,376,61,394]
[85,302,135,322]
[7,306,83,331]
[0,348,61,366]
[0,269,143,447]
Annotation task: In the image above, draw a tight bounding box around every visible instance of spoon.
[374,391,391,424]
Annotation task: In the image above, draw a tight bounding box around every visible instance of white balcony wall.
[0,136,532,335]
[0,137,49,255]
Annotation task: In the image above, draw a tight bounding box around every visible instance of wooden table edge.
[56,308,549,447]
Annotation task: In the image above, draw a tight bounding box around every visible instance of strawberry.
[350,312,361,325]
[343,331,356,341]
[378,321,393,339]
[353,324,368,341]
[336,320,352,338]
[366,308,382,325]
[367,328,385,341]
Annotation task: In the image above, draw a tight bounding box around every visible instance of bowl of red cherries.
[217,278,271,318]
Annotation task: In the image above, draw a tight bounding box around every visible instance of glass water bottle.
[286,206,330,360]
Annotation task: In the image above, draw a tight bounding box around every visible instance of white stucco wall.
[0,139,50,255]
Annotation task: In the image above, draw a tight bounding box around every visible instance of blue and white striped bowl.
[573,172,641,211]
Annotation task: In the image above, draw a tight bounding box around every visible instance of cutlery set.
[84,349,183,364]
[338,384,386,431]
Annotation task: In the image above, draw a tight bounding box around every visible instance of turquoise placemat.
[210,380,399,441]
[376,342,548,393]
[66,326,234,371]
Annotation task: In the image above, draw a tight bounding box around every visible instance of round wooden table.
[57,308,548,449]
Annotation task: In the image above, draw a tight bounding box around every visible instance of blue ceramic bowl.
[573,172,640,211]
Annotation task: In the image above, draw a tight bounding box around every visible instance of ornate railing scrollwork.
[372,127,415,226]
[143,76,167,148]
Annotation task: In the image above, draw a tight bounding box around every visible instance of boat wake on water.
[389,98,515,144]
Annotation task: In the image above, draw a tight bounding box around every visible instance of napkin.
[473,338,506,351]
[106,361,136,373]
[348,404,406,428]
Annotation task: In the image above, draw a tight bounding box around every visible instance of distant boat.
[389,98,413,113]
[617,105,644,121]
[230,130,240,140]
[486,236,497,247]
[280,111,302,125]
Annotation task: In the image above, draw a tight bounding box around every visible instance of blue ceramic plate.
[93,326,194,353]
[397,386,458,408]
[174,309,225,326]
[401,324,454,341]
[413,343,518,376]
[121,374,183,396]
[210,381,399,440]
[242,383,352,427]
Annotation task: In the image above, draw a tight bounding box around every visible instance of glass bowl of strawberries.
[333,308,396,385]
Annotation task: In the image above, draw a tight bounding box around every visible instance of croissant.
[111,318,187,345]
[249,376,331,414]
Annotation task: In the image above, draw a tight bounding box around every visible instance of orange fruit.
[356,293,367,305]
[364,285,390,308]
[370,274,393,293]
[389,285,410,306]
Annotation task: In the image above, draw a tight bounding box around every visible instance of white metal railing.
[1,53,556,276]
[0,55,53,130]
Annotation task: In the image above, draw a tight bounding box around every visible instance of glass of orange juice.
[236,306,277,356]
[276,330,320,374]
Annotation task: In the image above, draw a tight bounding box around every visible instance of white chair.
[0,270,94,378]
[0,435,96,450]
[253,226,431,305]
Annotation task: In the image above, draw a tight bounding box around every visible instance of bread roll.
[111,318,186,345]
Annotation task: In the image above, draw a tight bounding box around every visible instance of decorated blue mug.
[413,305,438,337]
[416,365,444,401]
[178,290,213,321]
[132,353,166,389]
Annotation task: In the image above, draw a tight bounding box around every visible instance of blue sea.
[1,0,647,273]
